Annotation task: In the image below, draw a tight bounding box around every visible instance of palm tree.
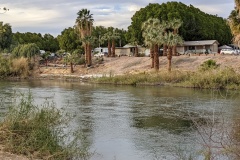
[235,0,240,13]
[111,30,120,57]
[129,38,139,57]
[75,9,94,67]
[101,31,112,57]
[171,19,183,56]
[142,18,164,70]
[164,32,183,72]
[229,1,240,47]
[101,29,120,57]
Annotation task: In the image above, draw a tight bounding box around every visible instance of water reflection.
[0,80,240,160]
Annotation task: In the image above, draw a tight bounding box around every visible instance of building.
[177,40,219,54]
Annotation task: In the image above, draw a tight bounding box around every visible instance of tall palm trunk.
[70,62,74,73]
[172,30,178,56]
[150,48,154,68]
[154,44,159,70]
[172,45,177,56]
[87,43,92,66]
[134,46,138,57]
[167,47,173,72]
[108,40,111,57]
[112,40,115,57]
[163,44,167,56]
[84,44,88,67]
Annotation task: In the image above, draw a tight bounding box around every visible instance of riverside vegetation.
[0,92,91,160]
[93,59,240,90]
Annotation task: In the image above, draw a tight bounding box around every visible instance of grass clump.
[0,55,32,78]
[187,67,240,89]
[199,59,219,71]
[93,70,190,86]
[0,92,91,159]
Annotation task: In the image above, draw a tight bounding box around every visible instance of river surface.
[0,80,240,160]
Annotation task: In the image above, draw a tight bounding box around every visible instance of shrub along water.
[0,92,91,159]
[0,55,32,78]
[93,60,240,90]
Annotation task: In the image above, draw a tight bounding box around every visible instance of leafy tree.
[92,26,108,48]
[57,27,83,72]
[127,2,232,46]
[0,22,13,51]
[57,27,81,52]
[75,9,94,67]
[42,34,59,52]
[13,32,59,52]
[12,43,40,59]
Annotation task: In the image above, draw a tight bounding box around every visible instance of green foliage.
[0,92,91,159]
[188,67,240,89]
[0,55,11,77]
[92,26,127,48]
[199,59,219,71]
[57,27,82,52]
[0,22,13,51]
[12,43,40,59]
[93,70,189,85]
[127,2,232,45]
[93,67,240,90]
[13,32,59,52]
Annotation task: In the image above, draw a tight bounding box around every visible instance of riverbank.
[35,54,240,80]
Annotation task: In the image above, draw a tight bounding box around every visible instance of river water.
[0,80,240,160]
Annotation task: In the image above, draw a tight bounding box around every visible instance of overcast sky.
[0,0,235,37]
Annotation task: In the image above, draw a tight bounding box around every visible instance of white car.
[94,52,104,57]
[220,49,237,55]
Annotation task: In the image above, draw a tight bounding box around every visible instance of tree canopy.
[13,32,59,52]
[127,2,232,45]
[57,27,81,52]
[0,22,12,51]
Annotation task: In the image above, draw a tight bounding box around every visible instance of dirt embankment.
[36,54,240,79]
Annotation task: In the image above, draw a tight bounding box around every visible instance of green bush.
[12,43,40,59]
[199,59,219,71]
[0,55,11,77]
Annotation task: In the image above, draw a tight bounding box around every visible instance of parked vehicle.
[220,49,237,55]
[184,49,211,55]
[94,52,104,57]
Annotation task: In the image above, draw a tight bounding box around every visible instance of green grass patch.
[92,66,240,90]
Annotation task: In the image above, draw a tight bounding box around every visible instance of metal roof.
[183,40,219,46]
